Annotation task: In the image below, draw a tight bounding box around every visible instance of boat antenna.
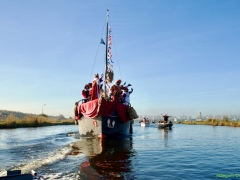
[104,9,109,94]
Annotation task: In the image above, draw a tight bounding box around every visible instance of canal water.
[0,124,240,179]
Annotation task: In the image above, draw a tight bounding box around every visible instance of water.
[0,125,81,179]
[0,124,240,179]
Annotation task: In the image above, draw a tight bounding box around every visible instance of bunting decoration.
[105,26,114,95]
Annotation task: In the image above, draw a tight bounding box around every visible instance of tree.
[222,116,229,122]
[58,114,65,119]
[39,114,48,117]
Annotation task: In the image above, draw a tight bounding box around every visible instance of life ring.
[93,120,98,127]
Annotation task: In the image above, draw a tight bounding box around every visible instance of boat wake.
[0,143,76,177]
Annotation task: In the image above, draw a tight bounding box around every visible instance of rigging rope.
[88,19,106,83]
[88,14,122,84]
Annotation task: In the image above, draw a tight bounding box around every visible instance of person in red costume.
[82,84,90,103]
[110,79,131,102]
[110,79,122,102]
[91,73,103,100]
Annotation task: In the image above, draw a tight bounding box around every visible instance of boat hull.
[0,170,33,180]
[157,123,173,129]
[140,122,150,127]
[78,115,131,138]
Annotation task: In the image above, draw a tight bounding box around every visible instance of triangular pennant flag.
[100,39,105,45]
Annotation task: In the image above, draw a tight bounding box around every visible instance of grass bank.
[0,114,75,129]
[181,118,240,127]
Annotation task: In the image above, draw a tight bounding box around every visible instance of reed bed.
[181,118,240,127]
[0,114,74,129]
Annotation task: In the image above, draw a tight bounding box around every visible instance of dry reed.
[181,118,240,127]
[0,114,74,129]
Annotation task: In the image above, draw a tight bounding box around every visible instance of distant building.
[197,112,202,120]
[0,112,8,119]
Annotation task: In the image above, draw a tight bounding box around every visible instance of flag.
[100,39,105,45]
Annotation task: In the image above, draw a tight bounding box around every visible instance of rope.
[88,14,122,84]
[88,18,106,83]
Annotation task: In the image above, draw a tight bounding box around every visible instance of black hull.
[0,171,32,180]
[157,123,173,129]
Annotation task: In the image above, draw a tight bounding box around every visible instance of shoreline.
[0,114,75,129]
[178,118,240,127]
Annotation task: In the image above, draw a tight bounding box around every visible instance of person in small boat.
[82,84,90,103]
[146,118,149,123]
[91,73,103,100]
[122,87,133,105]
[142,117,149,123]
[164,116,168,123]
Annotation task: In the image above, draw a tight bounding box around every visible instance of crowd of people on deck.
[74,73,135,123]
[80,73,133,105]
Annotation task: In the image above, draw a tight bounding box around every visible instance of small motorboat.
[157,114,173,129]
[140,117,150,127]
[140,121,150,127]
[157,122,173,129]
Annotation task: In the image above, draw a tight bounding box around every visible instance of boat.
[157,114,173,129]
[0,170,44,180]
[140,118,150,127]
[157,122,173,129]
[75,10,138,138]
[140,121,150,127]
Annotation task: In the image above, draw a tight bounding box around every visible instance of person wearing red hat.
[116,79,121,85]
[91,73,103,100]
[110,79,122,102]
[110,80,132,102]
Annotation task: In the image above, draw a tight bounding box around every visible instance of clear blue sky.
[0,0,240,118]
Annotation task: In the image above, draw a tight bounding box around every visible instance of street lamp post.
[42,104,46,115]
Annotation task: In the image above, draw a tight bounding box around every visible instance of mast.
[104,9,109,95]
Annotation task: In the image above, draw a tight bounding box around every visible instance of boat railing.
[78,98,132,107]
[123,101,131,107]
[78,98,89,104]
